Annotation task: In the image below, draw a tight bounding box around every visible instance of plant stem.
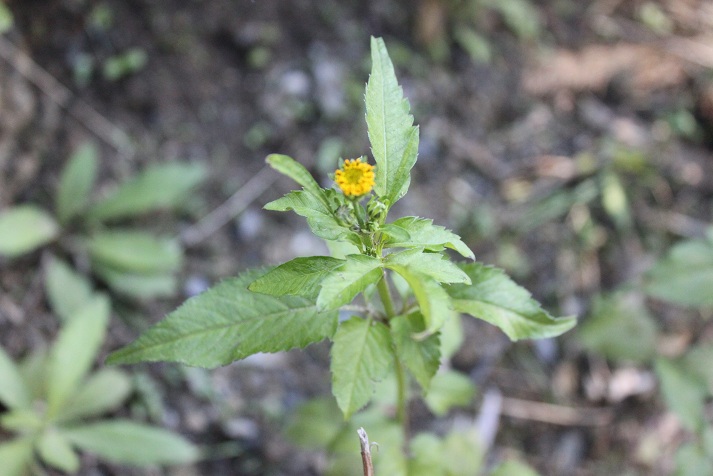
[376,273,409,449]
[377,274,396,318]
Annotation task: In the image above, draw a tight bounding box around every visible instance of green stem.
[376,273,409,448]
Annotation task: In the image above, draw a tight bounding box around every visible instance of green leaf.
[92,263,177,299]
[385,248,471,284]
[37,428,80,473]
[249,256,344,299]
[385,216,474,259]
[1,408,43,432]
[579,293,657,363]
[0,437,33,476]
[388,263,454,336]
[88,230,182,274]
[106,268,338,367]
[19,348,48,401]
[45,257,94,322]
[655,357,707,432]
[330,317,393,418]
[0,205,59,257]
[285,397,345,449]
[63,420,199,465]
[409,433,447,475]
[365,36,419,205]
[682,344,713,394]
[0,345,31,410]
[644,238,713,308]
[266,154,330,208]
[89,162,206,221]
[316,254,383,311]
[47,296,110,417]
[56,142,99,224]
[440,313,464,362]
[424,370,475,416]
[675,443,713,476]
[491,460,541,476]
[0,2,14,34]
[265,190,360,244]
[446,263,576,341]
[391,313,440,391]
[60,368,132,422]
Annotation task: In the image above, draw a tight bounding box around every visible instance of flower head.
[335,158,375,197]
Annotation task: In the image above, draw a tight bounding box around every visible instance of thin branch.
[179,166,276,247]
[500,397,614,426]
[357,427,374,476]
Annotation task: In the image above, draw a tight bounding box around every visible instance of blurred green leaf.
[485,0,541,39]
[92,262,177,299]
[0,205,59,257]
[391,312,440,391]
[682,344,713,394]
[0,3,14,33]
[88,230,182,274]
[439,313,464,362]
[102,48,148,81]
[63,420,199,465]
[330,317,393,418]
[47,296,110,418]
[60,368,132,422]
[0,408,43,432]
[19,348,48,401]
[37,428,80,473]
[446,263,576,341]
[491,459,541,476]
[0,345,31,410]
[655,357,707,432]
[674,443,713,476]
[644,238,713,308]
[424,370,475,416]
[600,170,631,229]
[0,437,33,476]
[579,293,657,363]
[56,142,99,224]
[89,162,205,221]
[45,257,94,322]
[453,26,491,64]
[106,268,337,367]
[285,397,345,449]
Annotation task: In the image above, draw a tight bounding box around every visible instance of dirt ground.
[2,0,713,474]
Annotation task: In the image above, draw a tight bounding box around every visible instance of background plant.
[0,262,198,476]
[107,37,575,474]
[0,142,205,301]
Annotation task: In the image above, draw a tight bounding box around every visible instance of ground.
[1,0,713,475]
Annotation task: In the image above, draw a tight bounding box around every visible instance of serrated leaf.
[265,190,360,244]
[644,238,713,308]
[446,263,576,341]
[391,313,440,391]
[424,370,475,416]
[385,216,474,259]
[317,255,383,311]
[89,162,206,221]
[379,222,410,243]
[330,317,393,418]
[47,296,110,418]
[92,262,177,299]
[88,230,182,274]
[0,205,59,257]
[63,420,199,465]
[0,437,33,476]
[266,154,331,208]
[0,345,31,410]
[249,256,344,299]
[60,368,132,422]
[387,263,454,336]
[56,142,99,224]
[579,293,657,363]
[655,357,707,432]
[106,268,338,367]
[365,36,419,205]
[37,428,80,473]
[385,248,471,284]
[45,257,94,322]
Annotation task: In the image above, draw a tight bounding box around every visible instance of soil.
[2,0,713,475]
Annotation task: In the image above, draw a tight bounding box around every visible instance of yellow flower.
[335,158,375,197]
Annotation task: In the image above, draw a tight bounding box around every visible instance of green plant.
[107,37,575,474]
[579,232,713,475]
[0,143,205,300]
[0,265,199,476]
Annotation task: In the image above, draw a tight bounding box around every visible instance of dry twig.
[357,427,374,476]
